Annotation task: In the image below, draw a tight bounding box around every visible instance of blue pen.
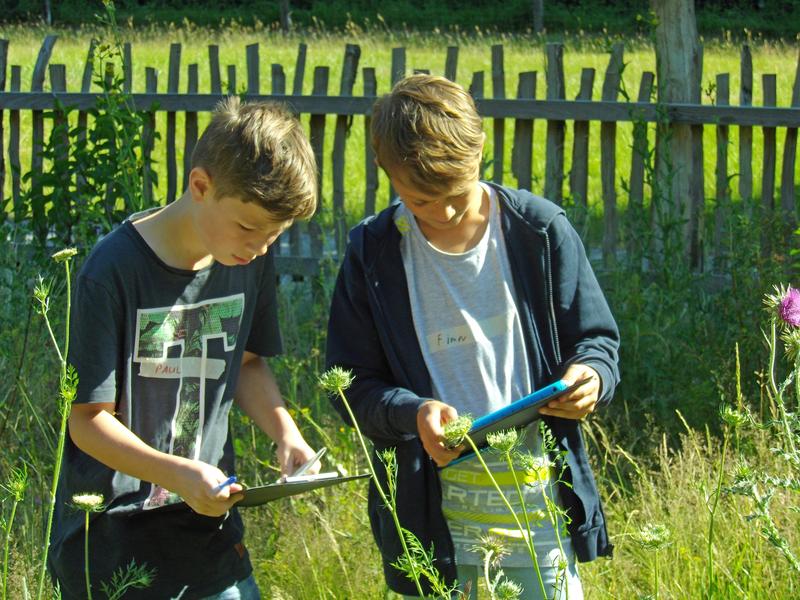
[214,475,237,492]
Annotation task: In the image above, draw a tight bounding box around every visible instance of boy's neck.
[132,192,214,271]
[417,182,489,254]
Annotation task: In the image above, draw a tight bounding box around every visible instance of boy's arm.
[68,403,243,516]
[234,351,317,475]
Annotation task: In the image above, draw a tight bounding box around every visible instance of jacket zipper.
[544,232,562,365]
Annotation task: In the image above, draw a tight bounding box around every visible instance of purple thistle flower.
[779,287,800,327]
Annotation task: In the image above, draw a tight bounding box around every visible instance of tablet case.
[446,377,592,466]
[235,472,370,507]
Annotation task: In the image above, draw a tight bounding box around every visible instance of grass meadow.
[1,19,799,600]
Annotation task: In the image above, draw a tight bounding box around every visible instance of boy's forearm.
[235,353,303,444]
[69,404,188,489]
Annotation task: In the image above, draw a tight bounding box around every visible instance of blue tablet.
[445,377,592,467]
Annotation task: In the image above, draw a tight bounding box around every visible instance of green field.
[1,20,799,600]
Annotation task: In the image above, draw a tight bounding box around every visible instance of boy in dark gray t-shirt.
[48,98,320,600]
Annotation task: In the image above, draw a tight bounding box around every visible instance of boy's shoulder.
[487,183,565,232]
[79,220,146,282]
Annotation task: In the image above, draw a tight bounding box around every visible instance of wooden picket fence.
[1,36,799,276]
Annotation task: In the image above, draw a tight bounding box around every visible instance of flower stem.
[84,511,93,600]
[2,500,19,600]
[335,388,425,597]
[465,436,547,598]
[706,431,728,596]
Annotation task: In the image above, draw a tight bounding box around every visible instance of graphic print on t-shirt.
[132,294,245,509]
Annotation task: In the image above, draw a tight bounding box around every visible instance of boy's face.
[195,193,292,267]
[388,166,482,235]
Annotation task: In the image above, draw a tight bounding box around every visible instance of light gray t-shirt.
[395,184,570,567]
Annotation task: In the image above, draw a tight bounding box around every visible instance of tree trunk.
[651,0,702,266]
[532,0,544,34]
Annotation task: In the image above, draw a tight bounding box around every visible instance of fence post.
[363,67,378,218]
[779,49,800,244]
[183,64,199,192]
[143,68,158,206]
[30,34,57,240]
[308,66,329,257]
[293,43,307,96]
[601,43,623,265]
[739,45,753,207]
[713,73,730,272]
[445,46,458,82]
[9,66,21,218]
[491,44,505,185]
[0,39,7,215]
[627,71,654,264]
[761,73,777,259]
[570,67,595,228]
[544,42,565,205]
[209,45,221,95]
[166,43,181,204]
[512,71,536,193]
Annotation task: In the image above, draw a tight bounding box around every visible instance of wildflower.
[494,578,524,600]
[2,465,28,502]
[51,247,78,263]
[318,367,354,393]
[469,534,510,568]
[719,404,749,429]
[633,522,672,551]
[487,429,520,454]
[72,493,105,512]
[443,415,473,449]
[779,287,800,327]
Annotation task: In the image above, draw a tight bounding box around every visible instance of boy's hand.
[417,400,462,467]
[276,434,319,476]
[538,364,601,420]
[172,459,244,517]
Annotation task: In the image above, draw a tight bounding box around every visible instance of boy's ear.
[189,167,213,202]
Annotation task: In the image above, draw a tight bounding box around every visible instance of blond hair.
[370,74,484,194]
[192,97,317,220]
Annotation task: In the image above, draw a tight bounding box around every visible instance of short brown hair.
[192,97,317,220]
[370,74,484,194]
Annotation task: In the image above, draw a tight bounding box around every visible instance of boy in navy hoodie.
[326,75,619,599]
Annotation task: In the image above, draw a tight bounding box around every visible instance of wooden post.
[183,64,199,192]
[209,45,222,95]
[469,71,485,178]
[308,66,329,257]
[544,43,565,205]
[293,43,307,96]
[601,43,623,265]
[123,42,132,94]
[227,65,236,96]
[49,64,70,241]
[445,46,459,81]
[532,0,544,34]
[761,74,777,259]
[512,71,537,192]
[779,49,800,244]
[332,44,361,255]
[689,44,705,270]
[0,39,7,215]
[713,73,730,272]
[651,0,701,264]
[30,35,57,241]
[364,67,378,218]
[391,47,406,86]
[143,68,158,205]
[570,67,595,225]
[627,71,655,262]
[9,66,21,219]
[491,44,505,185]
[272,64,286,95]
[739,45,753,205]
[166,43,181,204]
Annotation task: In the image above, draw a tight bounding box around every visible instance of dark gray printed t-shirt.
[49,217,281,599]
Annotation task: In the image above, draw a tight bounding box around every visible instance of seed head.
[72,492,105,512]
[633,522,672,551]
[494,579,524,600]
[2,465,28,502]
[469,534,509,568]
[318,367,354,393]
[781,328,800,364]
[486,429,519,454]
[51,247,78,263]
[442,415,473,449]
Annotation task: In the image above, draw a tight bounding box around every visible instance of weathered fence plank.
[491,44,505,185]
[143,67,157,205]
[30,35,57,237]
[9,66,20,216]
[308,66,329,256]
[739,45,753,204]
[246,43,259,95]
[445,46,458,81]
[123,42,132,93]
[293,43,307,96]
[512,71,536,192]
[272,64,286,94]
[601,43,623,264]
[182,63,199,192]
[363,67,378,218]
[226,65,236,96]
[570,67,595,219]
[0,39,7,212]
[713,73,730,271]
[391,47,406,86]
[628,71,654,235]
[779,49,800,241]
[209,45,221,95]
[689,45,705,270]
[332,44,360,255]
[761,73,777,258]
[545,43,565,205]
[49,64,70,235]
[166,43,181,203]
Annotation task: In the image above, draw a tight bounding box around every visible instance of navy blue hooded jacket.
[325,183,620,596]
